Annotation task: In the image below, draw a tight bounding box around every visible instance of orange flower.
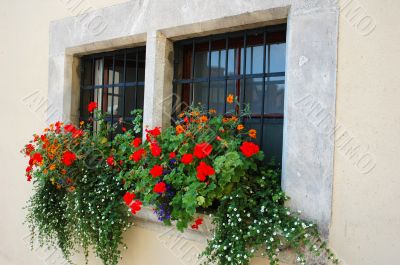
[79,121,85,127]
[176,125,185,134]
[61,169,67,175]
[49,164,56,171]
[227,94,234,104]
[190,111,199,117]
[237,124,244,131]
[199,115,208,123]
[68,186,76,192]
[231,116,238,122]
[222,117,230,123]
[249,129,257,139]
[43,169,48,174]
[179,112,185,118]
[209,109,216,114]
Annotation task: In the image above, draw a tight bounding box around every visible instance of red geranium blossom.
[27,174,32,182]
[191,217,203,229]
[153,182,166,194]
[146,127,161,137]
[123,191,136,205]
[150,165,163,178]
[30,153,43,165]
[25,144,35,156]
[130,200,143,214]
[132,137,142,148]
[130,148,145,162]
[240,141,260,157]
[193,142,213,159]
[150,143,162,157]
[181,154,193,165]
[106,156,115,166]
[169,152,176,159]
[88,102,97,113]
[196,162,215,181]
[62,151,77,166]
[64,124,76,133]
[72,129,84,138]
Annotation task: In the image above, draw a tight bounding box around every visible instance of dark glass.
[244,78,263,114]
[126,51,137,83]
[114,53,125,84]
[80,89,93,117]
[82,60,93,85]
[264,77,285,115]
[193,82,208,107]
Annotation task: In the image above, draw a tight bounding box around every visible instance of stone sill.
[132,206,298,264]
[133,206,214,243]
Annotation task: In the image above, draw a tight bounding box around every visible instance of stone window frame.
[48,0,339,237]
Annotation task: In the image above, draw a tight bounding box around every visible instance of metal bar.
[191,39,196,104]
[224,35,229,113]
[260,29,267,149]
[207,37,212,110]
[134,48,139,110]
[122,49,127,120]
[241,30,247,113]
[111,53,116,138]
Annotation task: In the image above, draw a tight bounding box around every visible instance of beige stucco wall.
[0,1,399,265]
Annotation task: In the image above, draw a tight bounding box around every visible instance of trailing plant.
[23,104,140,265]
[23,97,338,265]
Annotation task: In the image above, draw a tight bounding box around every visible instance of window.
[80,47,146,133]
[173,25,286,164]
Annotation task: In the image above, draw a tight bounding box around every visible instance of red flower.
[150,143,162,157]
[130,149,145,162]
[27,174,32,182]
[122,127,127,132]
[191,217,203,229]
[146,127,161,137]
[31,153,43,165]
[64,124,76,133]
[88,102,97,113]
[194,142,213,159]
[216,136,222,141]
[169,152,176,159]
[123,191,136,205]
[25,144,35,156]
[196,162,215,182]
[240,141,260,157]
[153,182,166,194]
[132,137,142,148]
[150,165,163,178]
[181,154,193,165]
[72,129,84,138]
[106,156,115,166]
[130,200,142,214]
[26,166,32,172]
[62,151,76,166]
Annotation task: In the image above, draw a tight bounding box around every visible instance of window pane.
[124,86,136,117]
[246,45,264,74]
[262,119,283,164]
[114,53,125,84]
[82,60,93,85]
[94,59,103,85]
[194,42,209,78]
[80,89,93,117]
[137,50,146,82]
[264,77,285,115]
[193,82,208,107]
[104,56,114,85]
[126,51,137,83]
[209,81,225,114]
[136,85,144,109]
[243,78,264,114]
[270,43,286,73]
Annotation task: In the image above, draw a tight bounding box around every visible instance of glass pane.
[114,53,125,84]
[124,86,136,117]
[94,59,103,85]
[246,45,264,74]
[209,81,225,114]
[194,41,209,78]
[104,56,114,85]
[126,51,137,83]
[264,77,285,115]
[262,119,283,165]
[226,80,237,113]
[193,82,208,107]
[270,43,286,73]
[137,50,146,82]
[80,89,93,117]
[82,60,93,85]
[136,85,144,109]
[243,78,264,114]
